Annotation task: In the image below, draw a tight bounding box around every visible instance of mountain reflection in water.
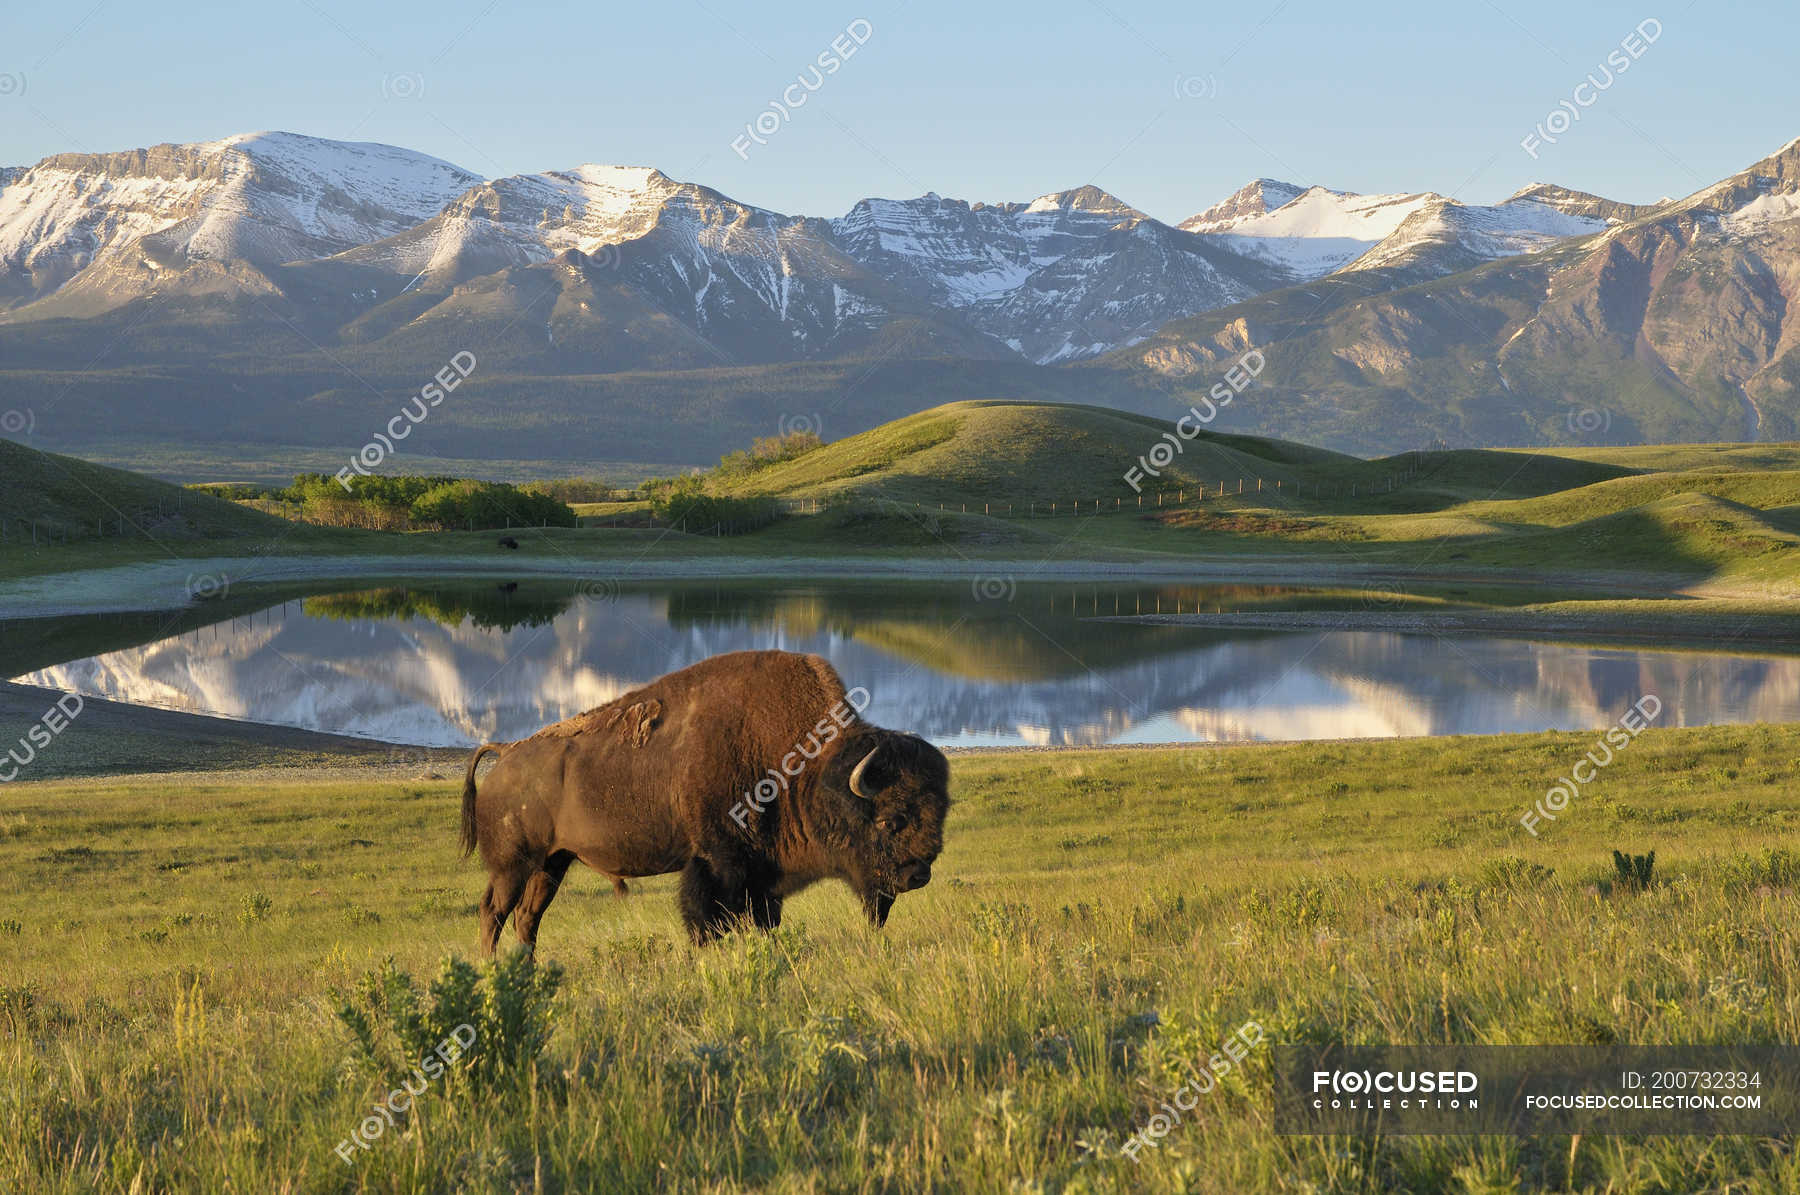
[14,582,1800,748]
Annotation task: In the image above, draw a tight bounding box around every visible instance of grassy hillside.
[710,401,1357,506]
[0,438,287,543]
[6,726,1800,1191]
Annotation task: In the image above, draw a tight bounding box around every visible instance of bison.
[459,650,950,949]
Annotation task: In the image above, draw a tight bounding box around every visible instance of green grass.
[6,726,1800,1191]
[12,409,1800,616]
[0,438,289,543]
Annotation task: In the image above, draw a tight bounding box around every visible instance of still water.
[12,581,1800,747]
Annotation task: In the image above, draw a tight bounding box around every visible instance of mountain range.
[3,129,1798,472]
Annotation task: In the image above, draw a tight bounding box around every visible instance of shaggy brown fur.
[460,650,950,949]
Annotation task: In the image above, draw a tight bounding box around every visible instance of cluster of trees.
[641,476,785,535]
[633,430,824,535]
[713,430,824,479]
[194,474,579,531]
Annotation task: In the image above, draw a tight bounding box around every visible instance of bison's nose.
[902,861,932,890]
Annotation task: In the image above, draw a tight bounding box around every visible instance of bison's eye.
[880,812,909,833]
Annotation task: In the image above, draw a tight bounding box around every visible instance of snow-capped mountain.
[1502,182,1663,225]
[0,131,479,308]
[8,126,1797,466]
[1177,178,1307,234]
[342,164,757,284]
[1342,194,1609,279]
[828,184,1285,362]
[979,216,1288,362]
[1119,135,1800,450]
[317,162,998,366]
[0,130,1624,365]
[1187,185,1441,278]
[1176,179,1621,283]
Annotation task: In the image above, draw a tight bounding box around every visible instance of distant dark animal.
[497,536,519,550]
[497,581,518,594]
[460,650,950,950]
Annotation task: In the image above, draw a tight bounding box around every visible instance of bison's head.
[823,728,950,926]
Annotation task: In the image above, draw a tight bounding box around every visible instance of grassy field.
[6,725,1800,1192]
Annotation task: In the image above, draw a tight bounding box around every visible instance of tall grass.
[4,724,1800,1191]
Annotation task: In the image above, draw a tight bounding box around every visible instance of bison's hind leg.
[609,874,630,898]
[479,859,533,956]
[514,852,575,953]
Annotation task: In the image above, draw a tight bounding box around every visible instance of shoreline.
[0,551,1712,621]
[1097,607,1800,648]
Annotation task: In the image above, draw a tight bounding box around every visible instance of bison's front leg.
[679,856,751,945]
[748,887,783,930]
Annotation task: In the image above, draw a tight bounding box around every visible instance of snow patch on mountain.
[1177,178,1308,234]
[1205,186,1439,278]
[1724,190,1800,231]
[1349,197,1608,274]
[0,131,479,299]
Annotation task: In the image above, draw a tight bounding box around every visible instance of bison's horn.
[848,745,881,800]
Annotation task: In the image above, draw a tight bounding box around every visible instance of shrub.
[1612,849,1656,890]
[237,891,273,927]
[1478,855,1556,890]
[336,952,564,1090]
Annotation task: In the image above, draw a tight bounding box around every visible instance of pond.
[10,580,1800,747]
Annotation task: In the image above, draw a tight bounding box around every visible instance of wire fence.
[763,450,1435,520]
[0,492,195,549]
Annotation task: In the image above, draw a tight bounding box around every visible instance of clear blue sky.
[1,0,1790,223]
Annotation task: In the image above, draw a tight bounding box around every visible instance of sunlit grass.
[5,725,1800,1190]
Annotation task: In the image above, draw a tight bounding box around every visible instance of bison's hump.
[534,698,662,747]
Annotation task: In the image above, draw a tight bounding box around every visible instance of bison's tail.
[460,743,505,858]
